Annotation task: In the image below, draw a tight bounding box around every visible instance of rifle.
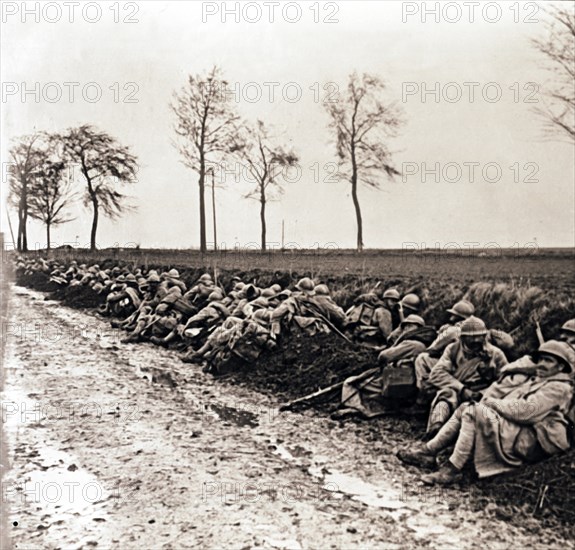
[279,366,380,411]
[533,312,545,345]
[298,297,353,344]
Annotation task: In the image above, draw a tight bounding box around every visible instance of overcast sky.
[1,0,574,251]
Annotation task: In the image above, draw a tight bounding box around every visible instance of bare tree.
[57,125,138,250]
[28,151,77,250]
[171,65,241,252]
[7,134,43,251]
[532,4,575,141]
[325,72,404,251]
[232,121,298,251]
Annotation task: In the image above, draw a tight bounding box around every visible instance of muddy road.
[2,285,571,549]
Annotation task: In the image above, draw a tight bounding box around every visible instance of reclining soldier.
[333,315,435,419]
[397,340,575,486]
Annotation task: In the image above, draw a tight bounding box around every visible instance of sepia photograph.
[1,1,574,548]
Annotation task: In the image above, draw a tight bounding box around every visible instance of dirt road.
[2,285,571,549]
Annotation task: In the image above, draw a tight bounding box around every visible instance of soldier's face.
[461,335,485,352]
[559,331,575,345]
[536,354,563,377]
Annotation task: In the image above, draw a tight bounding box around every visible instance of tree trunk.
[46,222,51,251]
[199,158,207,253]
[90,196,99,251]
[22,208,28,252]
[260,184,266,251]
[350,152,363,252]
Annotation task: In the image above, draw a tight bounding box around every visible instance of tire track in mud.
[2,285,570,549]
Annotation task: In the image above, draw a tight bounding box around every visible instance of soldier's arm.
[428,344,462,391]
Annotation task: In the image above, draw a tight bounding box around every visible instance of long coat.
[473,371,574,478]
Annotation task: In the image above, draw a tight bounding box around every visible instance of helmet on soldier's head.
[400,314,425,328]
[295,277,315,294]
[460,316,488,336]
[116,274,126,283]
[536,340,575,372]
[167,269,180,279]
[252,309,272,325]
[560,319,575,335]
[261,288,277,298]
[314,284,330,296]
[382,288,400,302]
[250,297,269,309]
[270,284,282,293]
[208,290,224,302]
[401,293,420,312]
[199,273,212,283]
[125,274,137,285]
[233,281,246,292]
[447,300,475,320]
[147,273,161,284]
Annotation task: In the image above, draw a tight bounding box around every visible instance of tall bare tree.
[28,152,77,250]
[325,72,404,251]
[532,4,575,141]
[57,125,138,250]
[7,134,43,251]
[233,121,299,251]
[171,65,241,252]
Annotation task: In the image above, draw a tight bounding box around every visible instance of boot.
[422,422,443,442]
[421,462,462,486]
[397,442,437,469]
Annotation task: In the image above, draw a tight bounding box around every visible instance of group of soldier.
[14,255,575,486]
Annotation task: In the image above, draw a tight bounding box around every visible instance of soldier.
[559,319,575,346]
[414,300,475,400]
[313,284,347,328]
[270,278,329,337]
[334,315,434,419]
[345,290,395,346]
[425,316,508,439]
[398,340,575,486]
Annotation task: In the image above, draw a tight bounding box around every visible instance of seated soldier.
[559,319,575,346]
[345,289,396,346]
[270,278,328,337]
[397,340,575,486]
[414,300,475,400]
[333,315,435,419]
[313,284,347,328]
[425,316,508,439]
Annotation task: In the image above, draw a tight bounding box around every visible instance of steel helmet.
[314,284,330,296]
[401,293,421,311]
[147,273,161,284]
[261,288,277,298]
[250,297,269,309]
[167,269,180,279]
[560,319,575,335]
[270,284,282,293]
[536,340,575,372]
[208,290,224,302]
[447,300,475,320]
[125,273,137,284]
[460,316,488,336]
[233,281,246,292]
[199,273,213,283]
[401,314,425,327]
[382,288,400,301]
[295,277,315,294]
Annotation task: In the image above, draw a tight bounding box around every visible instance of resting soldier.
[334,315,435,419]
[425,316,508,439]
[398,340,575,486]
